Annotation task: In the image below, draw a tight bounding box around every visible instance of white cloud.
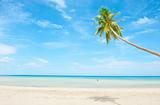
[93,56,160,70]
[132,17,155,26]
[124,35,135,40]
[0,56,13,63]
[26,58,48,68]
[0,0,63,43]
[92,56,115,64]
[45,0,72,20]
[72,21,90,39]
[26,62,39,68]
[70,9,76,13]
[71,57,160,73]
[0,2,31,25]
[114,40,134,55]
[105,60,134,68]
[35,58,48,64]
[0,43,16,55]
[43,41,80,52]
[0,1,31,40]
[97,38,107,44]
[44,42,70,48]
[48,0,66,9]
[36,20,63,29]
[124,29,156,40]
[135,29,155,35]
[61,12,72,20]
[105,60,160,70]
[55,5,72,20]
[0,1,63,29]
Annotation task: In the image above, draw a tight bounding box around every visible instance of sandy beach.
[0,86,160,105]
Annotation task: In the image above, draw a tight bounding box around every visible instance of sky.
[0,0,160,76]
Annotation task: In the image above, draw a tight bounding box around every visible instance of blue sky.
[0,0,160,76]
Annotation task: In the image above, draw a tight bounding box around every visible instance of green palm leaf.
[95,7,123,43]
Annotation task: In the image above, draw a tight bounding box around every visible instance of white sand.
[0,86,160,105]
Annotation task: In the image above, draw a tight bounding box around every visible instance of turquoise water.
[0,75,160,88]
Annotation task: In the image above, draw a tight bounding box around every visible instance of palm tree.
[95,7,160,57]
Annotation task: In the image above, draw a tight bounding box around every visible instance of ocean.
[0,75,160,88]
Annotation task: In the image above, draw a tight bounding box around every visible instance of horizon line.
[0,75,160,77]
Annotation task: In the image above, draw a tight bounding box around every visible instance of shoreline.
[0,85,160,89]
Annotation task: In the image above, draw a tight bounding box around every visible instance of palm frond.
[95,26,104,38]
[94,7,123,43]
[106,32,111,43]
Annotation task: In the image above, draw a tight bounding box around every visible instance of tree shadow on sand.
[88,96,121,105]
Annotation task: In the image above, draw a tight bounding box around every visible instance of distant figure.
[96,79,99,82]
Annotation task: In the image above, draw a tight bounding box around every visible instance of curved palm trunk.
[110,28,160,57]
